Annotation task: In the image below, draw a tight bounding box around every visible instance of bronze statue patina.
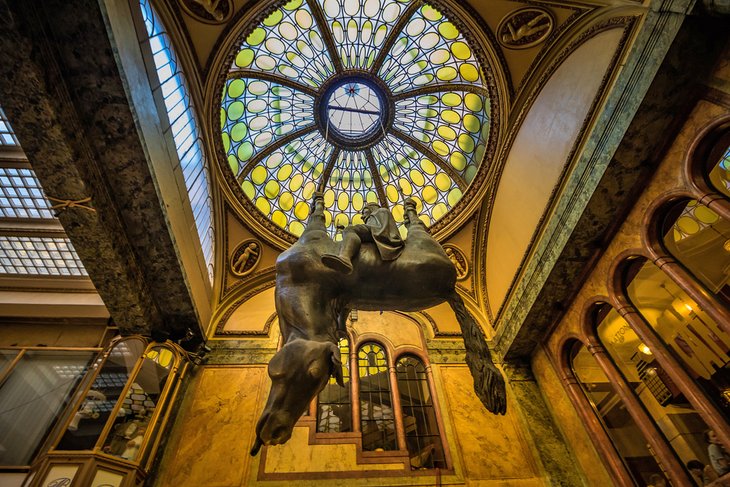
[250,193,506,456]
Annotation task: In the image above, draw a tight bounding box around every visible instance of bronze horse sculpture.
[250,194,506,455]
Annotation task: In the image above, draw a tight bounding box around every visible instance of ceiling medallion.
[230,239,262,277]
[179,0,234,24]
[220,0,495,241]
[497,7,554,50]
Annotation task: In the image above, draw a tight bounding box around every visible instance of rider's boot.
[321,233,360,274]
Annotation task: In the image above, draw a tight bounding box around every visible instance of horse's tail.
[448,292,507,415]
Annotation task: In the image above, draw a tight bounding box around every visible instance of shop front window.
[595,303,713,473]
[623,258,730,419]
[661,199,730,306]
[570,341,666,485]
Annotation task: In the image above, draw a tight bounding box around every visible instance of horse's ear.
[328,343,345,387]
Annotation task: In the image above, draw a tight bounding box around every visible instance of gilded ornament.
[497,8,554,50]
[443,243,469,280]
[230,239,261,277]
[179,0,232,24]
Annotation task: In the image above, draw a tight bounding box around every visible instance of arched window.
[357,342,395,451]
[395,355,446,469]
[622,257,730,419]
[138,0,214,279]
[593,302,714,470]
[660,199,730,306]
[569,340,665,484]
[317,337,351,432]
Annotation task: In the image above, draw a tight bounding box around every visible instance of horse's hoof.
[321,254,353,274]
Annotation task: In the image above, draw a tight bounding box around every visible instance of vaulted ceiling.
[0,0,724,359]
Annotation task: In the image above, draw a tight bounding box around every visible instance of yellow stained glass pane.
[420,159,437,175]
[450,152,466,171]
[277,164,293,180]
[242,180,255,199]
[442,93,462,107]
[451,42,471,60]
[392,204,404,222]
[437,126,457,140]
[334,212,349,227]
[432,140,449,156]
[677,216,700,235]
[423,185,437,204]
[352,192,364,211]
[386,184,399,202]
[324,189,336,207]
[227,101,244,120]
[409,169,425,187]
[399,178,413,195]
[464,93,483,112]
[448,187,462,206]
[422,5,442,21]
[256,197,271,214]
[294,201,310,220]
[247,27,266,46]
[228,79,245,98]
[463,113,480,133]
[265,180,280,198]
[460,63,479,82]
[251,166,267,185]
[289,174,304,192]
[337,192,349,211]
[235,49,254,68]
[441,110,460,124]
[272,210,287,227]
[228,155,239,175]
[366,191,378,203]
[303,181,316,200]
[284,0,303,10]
[433,202,447,220]
[438,21,458,39]
[222,133,231,153]
[264,10,283,27]
[695,205,719,224]
[436,67,457,81]
[458,133,475,153]
[279,192,294,211]
[435,173,451,191]
[290,221,305,236]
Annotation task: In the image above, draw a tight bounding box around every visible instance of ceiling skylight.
[221,0,492,238]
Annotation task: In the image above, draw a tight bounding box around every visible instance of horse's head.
[250,338,344,455]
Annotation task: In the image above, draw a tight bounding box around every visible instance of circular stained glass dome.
[220,0,495,241]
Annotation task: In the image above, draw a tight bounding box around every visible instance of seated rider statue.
[321,202,405,274]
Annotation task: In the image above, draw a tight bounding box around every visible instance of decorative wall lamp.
[25,336,190,487]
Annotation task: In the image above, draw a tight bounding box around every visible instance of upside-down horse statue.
[250,193,506,455]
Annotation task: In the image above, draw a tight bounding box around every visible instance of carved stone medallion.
[497,7,554,50]
[230,239,261,277]
[179,0,233,25]
[442,244,469,281]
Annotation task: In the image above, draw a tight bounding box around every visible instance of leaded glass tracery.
[221,0,493,237]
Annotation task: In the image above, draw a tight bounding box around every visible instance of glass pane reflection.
[100,346,173,462]
[596,305,713,473]
[57,338,145,451]
[571,342,666,485]
[625,258,730,420]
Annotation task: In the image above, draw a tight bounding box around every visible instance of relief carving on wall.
[230,239,261,277]
[443,244,469,281]
[497,7,554,50]
[179,0,233,24]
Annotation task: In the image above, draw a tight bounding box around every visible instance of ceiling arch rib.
[235,125,319,183]
[227,69,319,97]
[370,1,422,74]
[306,0,346,72]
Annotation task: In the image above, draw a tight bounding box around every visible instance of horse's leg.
[448,292,507,415]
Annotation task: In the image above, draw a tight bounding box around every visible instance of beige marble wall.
[439,365,539,482]
[154,366,267,487]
